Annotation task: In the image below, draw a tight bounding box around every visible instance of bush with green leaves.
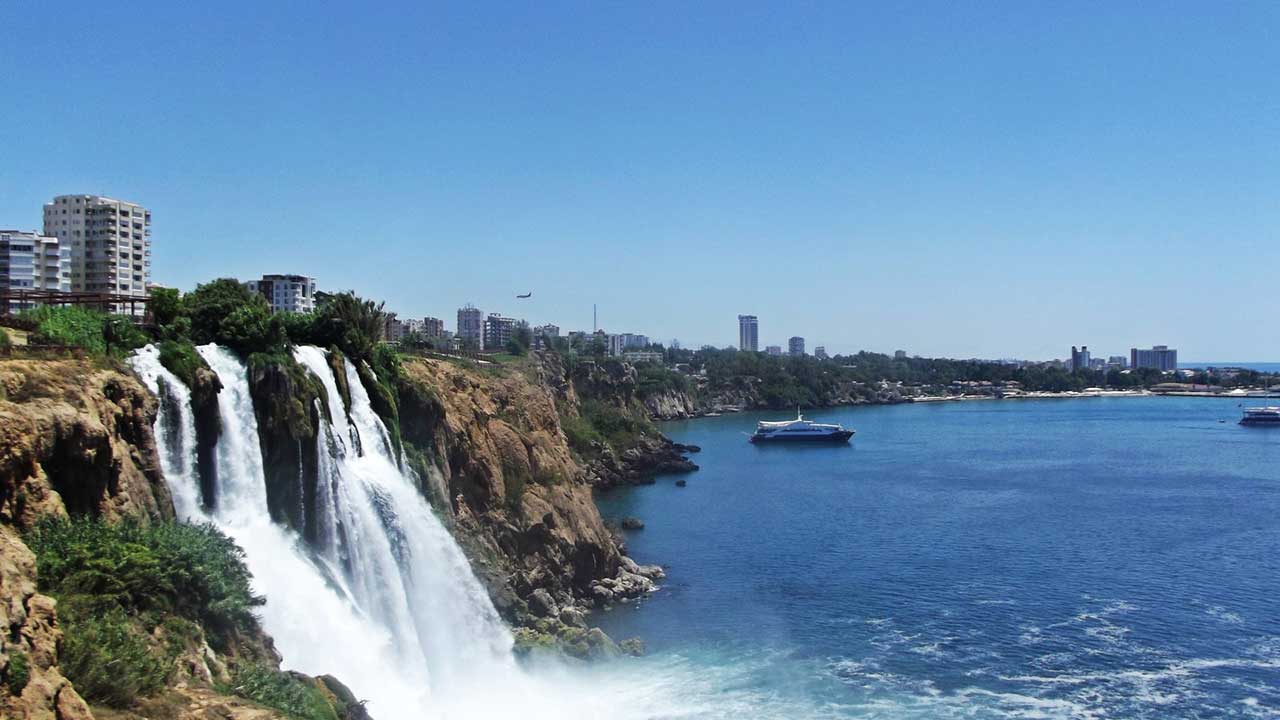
[18,305,146,356]
[228,664,339,720]
[27,519,262,643]
[5,650,29,695]
[57,606,168,707]
[25,519,265,706]
[183,278,286,355]
[157,338,208,388]
[0,327,10,350]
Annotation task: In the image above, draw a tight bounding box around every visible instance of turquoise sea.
[594,397,1280,718]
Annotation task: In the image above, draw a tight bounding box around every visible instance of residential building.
[608,333,626,357]
[738,315,759,352]
[534,323,560,339]
[1070,345,1091,372]
[383,313,406,342]
[245,274,317,313]
[894,350,908,360]
[1,230,69,312]
[422,317,445,338]
[765,345,782,356]
[814,346,829,360]
[483,313,517,350]
[788,336,805,356]
[618,333,649,350]
[401,318,425,336]
[457,305,484,349]
[623,351,664,364]
[1107,355,1128,369]
[42,194,150,314]
[1131,345,1178,372]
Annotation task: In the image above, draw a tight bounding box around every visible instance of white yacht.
[749,412,855,444]
[1240,406,1280,425]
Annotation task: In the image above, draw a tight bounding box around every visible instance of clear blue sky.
[3,2,1277,360]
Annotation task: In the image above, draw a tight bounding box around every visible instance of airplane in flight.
[517,292,532,299]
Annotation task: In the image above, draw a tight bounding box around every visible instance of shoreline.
[660,388,1279,422]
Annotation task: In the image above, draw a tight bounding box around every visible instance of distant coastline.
[1179,361,1280,373]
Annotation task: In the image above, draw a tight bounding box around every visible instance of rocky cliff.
[394,354,666,641]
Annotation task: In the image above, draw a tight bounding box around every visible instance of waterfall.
[135,343,679,719]
[293,346,516,684]
[130,346,203,521]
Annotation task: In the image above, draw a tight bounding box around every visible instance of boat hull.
[749,430,855,444]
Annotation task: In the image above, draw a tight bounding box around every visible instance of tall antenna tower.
[593,304,597,333]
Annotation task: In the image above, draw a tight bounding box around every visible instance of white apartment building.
[245,274,317,313]
[457,305,484,349]
[43,195,150,313]
[1,230,70,313]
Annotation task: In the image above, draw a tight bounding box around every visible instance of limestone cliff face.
[395,356,625,622]
[643,389,699,420]
[0,359,170,720]
[0,359,171,528]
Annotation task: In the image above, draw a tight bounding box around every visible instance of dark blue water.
[595,398,1280,718]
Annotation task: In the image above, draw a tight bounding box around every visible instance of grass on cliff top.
[25,519,265,707]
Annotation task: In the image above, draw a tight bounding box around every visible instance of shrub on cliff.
[27,519,263,644]
[59,606,169,706]
[227,664,340,720]
[562,399,654,457]
[19,305,147,356]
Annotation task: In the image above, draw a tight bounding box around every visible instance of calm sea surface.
[593,397,1279,718]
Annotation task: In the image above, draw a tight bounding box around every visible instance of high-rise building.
[43,194,151,313]
[245,274,317,313]
[1130,345,1178,371]
[457,305,484,349]
[788,336,805,356]
[422,317,445,338]
[1070,345,1091,372]
[0,230,69,312]
[483,313,517,350]
[814,346,829,360]
[894,350,908,360]
[738,315,759,352]
[1107,355,1128,369]
[765,345,782,356]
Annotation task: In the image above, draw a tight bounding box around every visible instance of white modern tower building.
[42,195,150,313]
[738,314,759,352]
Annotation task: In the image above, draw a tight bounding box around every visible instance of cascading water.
[134,343,734,719]
[295,347,516,682]
[129,345,202,521]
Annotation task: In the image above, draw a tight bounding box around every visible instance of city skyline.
[2,3,1277,359]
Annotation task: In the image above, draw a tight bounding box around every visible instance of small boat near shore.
[749,412,855,444]
[1239,406,1280,425]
